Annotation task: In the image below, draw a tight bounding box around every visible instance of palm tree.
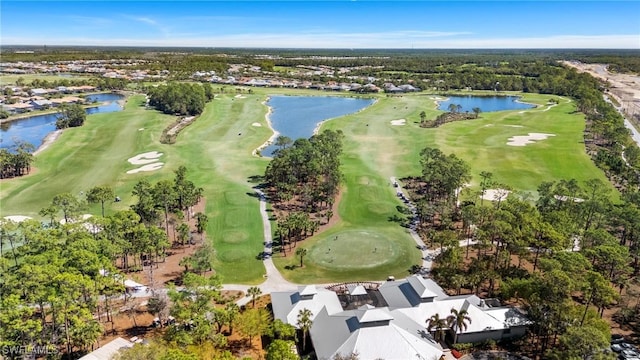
[297,308,313,352]
[426,313,448,344]
[247,286,262,308]
[448,103,458,113]
[296,247,307,267]
[472,107,482,119]
[447,308,472,344]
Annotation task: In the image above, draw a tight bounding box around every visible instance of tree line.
[0,142,34,179]
[402,146,639,358]
[264,130,344,254]
[147,82,215,116]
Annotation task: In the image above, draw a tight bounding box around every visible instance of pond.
[0,93,124,151]
[437,95,535,113]
[261,96,375,157]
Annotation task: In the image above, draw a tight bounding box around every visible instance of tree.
[296,247,307,267]
[153,180,176,236]
[426,313,448,344]
[52,192,84,224]
[271,319,296,340]
[86,185,114,217]
[552,324,611,360]
[247,286,262,308]
[266,339,298,360]
[195,212,208,234]
[235,308,271,347]
[472,107,482,118]
[296,308,313,352]
[447,308,472,344]
[56,103,86,129]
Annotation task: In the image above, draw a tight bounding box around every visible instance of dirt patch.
[140,198,207,288]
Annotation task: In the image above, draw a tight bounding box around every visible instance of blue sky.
[2,1,639,48]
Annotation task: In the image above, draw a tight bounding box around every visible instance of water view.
[261,96,374,157]
[0,93,124,151]
[437,95,535,113]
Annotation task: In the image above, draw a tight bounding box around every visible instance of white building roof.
[271,286,343,328]
[311,306,443,360]
[78,337,133,360]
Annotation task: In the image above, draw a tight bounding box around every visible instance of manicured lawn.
[0,73,88,85]
[0,93,270,283]
[0,89,616,285]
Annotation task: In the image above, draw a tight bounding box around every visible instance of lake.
[437,95,534,113]
[261,96,375,157]
[0,93,124,151]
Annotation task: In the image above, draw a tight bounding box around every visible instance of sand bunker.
[128,151,163,165]
[127,163,164,174]
[234,95,247,99]
[138,128,145,131]
[390,119,406,126]
[504,125,524,128]
[252,122,262,127]
[507,133,555,146]
[60,214,93,225]
[3,215,33,223]
[480,189,511,202]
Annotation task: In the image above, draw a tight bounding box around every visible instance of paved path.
[390,176,477,274]
[221,189,299,305]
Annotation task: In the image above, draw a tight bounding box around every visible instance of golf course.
[0,88,614,284]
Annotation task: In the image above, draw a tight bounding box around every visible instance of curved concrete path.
[222,189,298,305]
[390,177,477,274]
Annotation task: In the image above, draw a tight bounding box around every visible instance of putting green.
[308,230,399,269]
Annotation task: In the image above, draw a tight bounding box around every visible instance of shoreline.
[252,96,279,157]
[0,91,125,124]
[253,95,378,157]
[33,129,62,156]
[312,97,378,135]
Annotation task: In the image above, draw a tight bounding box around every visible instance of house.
[78,337,134,360]
[30,99,53,110]
[272,285,343,326]
[272,275,529,360]
[310,305,443,360]
[2,102,35,114]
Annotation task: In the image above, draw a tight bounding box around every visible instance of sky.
[2,1,639,49]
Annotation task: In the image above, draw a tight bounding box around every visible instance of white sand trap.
[138,128,145,131]
[127,162,164,174]
[483,124,494,127]
[390,119,406,126]
[252,122,262,127]
[60,214,93,225]
[504,125,524,128]
[234,95,247,99]
[554,195,585,203]
[3,215,32,223]
[507,133,555,146]
[481,189,511,202]
[128,151,163,165]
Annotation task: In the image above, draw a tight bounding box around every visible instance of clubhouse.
[272,275,530,360]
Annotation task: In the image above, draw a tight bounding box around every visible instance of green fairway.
[0,73,88,85]
[0,93,271,283]
[0,89,616,284]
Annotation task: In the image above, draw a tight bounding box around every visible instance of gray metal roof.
[310,306,443,360]
[78,337,133,360]
[379,276,448,309]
